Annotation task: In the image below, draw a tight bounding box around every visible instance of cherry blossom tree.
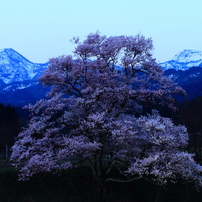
[11,32,202,188]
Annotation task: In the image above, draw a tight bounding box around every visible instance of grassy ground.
[0,159,202,202]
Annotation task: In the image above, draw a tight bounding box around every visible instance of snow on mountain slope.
[160,49,202,70]
[173,49,202,63]
[0,48,202,105]
[0,48,48,84]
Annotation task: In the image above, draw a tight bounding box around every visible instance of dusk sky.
[0,0,201,63]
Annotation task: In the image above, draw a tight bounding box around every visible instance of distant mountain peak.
[0,48,22,55]
[0,48,49,106]
[0,48,10,52]
[0,48,48,84]
[0,48,13,52]
[160,49,202,70]
[172,49,202,63]
[0,48,32,63]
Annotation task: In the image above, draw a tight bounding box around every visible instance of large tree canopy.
[11,32,202,187]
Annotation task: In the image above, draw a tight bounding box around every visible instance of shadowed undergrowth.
[0,164,202,202]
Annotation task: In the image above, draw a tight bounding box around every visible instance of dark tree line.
[0,104,20,160]
[174,96,202,161]
[0,96,202,164]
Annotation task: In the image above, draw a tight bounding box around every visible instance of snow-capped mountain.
[0,48,49,106]
[0,48,48,86]
[160,49,202,70]
[0,48,202,106]
[161,49,202,99]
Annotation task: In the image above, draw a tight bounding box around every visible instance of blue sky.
[0,0,202,63]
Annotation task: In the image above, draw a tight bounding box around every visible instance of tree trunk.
[6,144,9,162]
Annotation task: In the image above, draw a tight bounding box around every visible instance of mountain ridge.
[164,66,202,100]
[0,48,48,85]
[0,48,49,106]
[0,48,202,106]
[160,49,202,70]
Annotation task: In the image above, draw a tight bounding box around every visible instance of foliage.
[10,32,202,188]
